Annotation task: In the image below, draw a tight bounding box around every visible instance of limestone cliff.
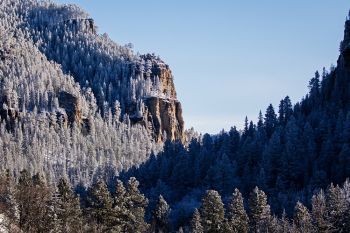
[132,54,185,142]
[144,97,184,143]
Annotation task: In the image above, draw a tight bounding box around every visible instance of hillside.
[1,0,350,232]
[0,0,185,184]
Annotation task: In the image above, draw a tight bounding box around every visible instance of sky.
[56,0,350,134]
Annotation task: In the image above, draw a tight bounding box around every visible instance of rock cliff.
[0,0,185,144]
[131,55,185,142]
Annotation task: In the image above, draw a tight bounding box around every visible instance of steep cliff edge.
[133,54,185,142]
[0,0,185,143]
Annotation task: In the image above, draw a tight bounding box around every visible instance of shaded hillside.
[121,10,350,226]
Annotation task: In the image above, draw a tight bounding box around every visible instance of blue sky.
[56,0,350,134]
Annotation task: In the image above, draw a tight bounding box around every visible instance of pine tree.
[264,104,277,137]
[87,179,114,231]
[191,208,204,233]
[226,188,248,233]
[55,177,83,233]
[311,190,331,233]
[248,187,271,233]
[151,195,170,233]
[326,184,347,232]
[294,201,313,233]
[111,179,129,232]
[308,71,320,98]
[280,210,292,233]
[257,111,264,130]
[16,171,55,233]
[125,177,148,232]
[0,171,18,231]
[200,190,225,233]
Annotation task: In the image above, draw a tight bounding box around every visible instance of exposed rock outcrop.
[144,97,184,142]
[142,54,178,99]
[0,107,21,131]
[133,55,185,142]
[63,18,96,34]
[58,91,82,124]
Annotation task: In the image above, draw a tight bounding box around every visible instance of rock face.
[58,91,82,124]
[144,97,184,142]
[0,107,21,131]
[133,55,185,142]
[142,54,178,100]
[63,18,96,34]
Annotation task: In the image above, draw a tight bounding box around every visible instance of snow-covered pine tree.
[226,188,248,233]
[55,177,83,233]
[294,201,313,233]
[200,190,225,233]
[191,208,204,233]
[151,195,170,233]
[125,177,148,232]
[248,187,271,233]
[326,184,348,232]
[87,180,114,231]
[311,190,331,233]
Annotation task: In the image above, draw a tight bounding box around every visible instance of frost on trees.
[0,0,177,185]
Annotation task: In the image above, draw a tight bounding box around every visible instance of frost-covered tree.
[311,190,331,233]
[248,187,271,233]
[55,177,83,233]
[326,184,348,232]
[226,188,248,233]
[191,208,204,233]
[151,195,170,233]
[87,180,114,230]
[294,201,313,233]
[200,190,225,233]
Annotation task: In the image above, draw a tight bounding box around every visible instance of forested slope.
[121,10,350,229]
[1,0,350,232]
[0,0,187,185]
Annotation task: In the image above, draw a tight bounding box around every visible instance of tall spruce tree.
[111,179,130,232]
[200,190,225,233]
[264,104,277,138]
[326,184,348,232]
[248,187,271,233]
[226,188,248,233]
[294,201,313,233]
[311,190,331,233]
[151,195,170,233]
[191,208,204,233]
[87,179,114,231]
[125,177,148,232]
[55,177,83,233]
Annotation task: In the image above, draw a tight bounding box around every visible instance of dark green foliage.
[264,104,278,138]
[125,177,149,232]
